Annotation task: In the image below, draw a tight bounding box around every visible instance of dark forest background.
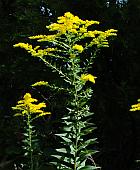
[0,0,140,169]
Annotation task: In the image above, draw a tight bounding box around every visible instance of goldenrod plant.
[14,12,117,170]
[12,93,51,170]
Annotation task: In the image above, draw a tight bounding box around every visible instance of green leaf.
[78,139,97,151]
[22,139,29,144]
[63,157,74,164]
[14,113,22,116]
[60,136,72,143]
[64,120,73,126]
[55,133,67,137]
[56,148,67,153]
[77,159,86,169]
[49,161,57,165]
[61,116,71,120]
[51,155,62,160]
[80,127,97,136]
[79,150,99,158]
[63,126,72,132]
[55,133,72,143]
[70,145,76,155]
[23,133,29,137]
[79,165,100,170]
[83,112,94,117]
[24,152,28,156]
[66,107,74,112]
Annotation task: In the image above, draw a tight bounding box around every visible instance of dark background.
[0,0,140,169]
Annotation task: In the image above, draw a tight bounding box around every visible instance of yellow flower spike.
[29,35,48,39]
[32,81,48,87]
[105,29,118,37]
[81,74,97,84]
[13,43,32,51]
[34,46,40,50]
[85,20,100,27]
[72,44,84,53]
[32,35,57,42]
[12,93,51,117]
[46,48,57,52]
[37,112,51,117]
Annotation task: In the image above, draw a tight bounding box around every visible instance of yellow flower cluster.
[13,12,117,58]
[47,12,82,34]
[72,44,84,53]
[12,93,51,117]
[46,12,100,36]
[83,29,117,47]
[32,81,48,87]
[81,74,97,84]
[130,99,140,111]
[27,12,101,43]
[13,43,57,57]
[29,35,57,42]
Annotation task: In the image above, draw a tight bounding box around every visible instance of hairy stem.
[40,57,71,84]
[72,59,79,170]
[27,115,33,170]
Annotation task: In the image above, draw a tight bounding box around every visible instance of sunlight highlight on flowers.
[81,74,97,84]
[12,93,51,117]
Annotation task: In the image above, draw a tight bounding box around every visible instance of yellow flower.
[72,44,84,53]
[64,12,74,18]
[29,34,57,42]
[12,93,51,117]
[32,81,48,87]
[70,54,76,58]
[13,12,118,60]
[105,29,118,37]
[79,27,87,33]
[13,43,56,57]
[85,20,100,27]
[37,112,51,117]
[19,93,38,105]
[130,99,140,111]
[84,30,103,38]
[81,74,97,84]
[46,12,101,36]
[13,43,34,51]
[29,35,48,39]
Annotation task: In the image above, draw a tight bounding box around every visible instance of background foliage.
[0,0,140,170]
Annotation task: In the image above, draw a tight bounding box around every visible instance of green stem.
[83,49,99,74]
[68,36,81,170]
[27,114,33,170]
[40,57,71,84]
[72,60,79,170]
